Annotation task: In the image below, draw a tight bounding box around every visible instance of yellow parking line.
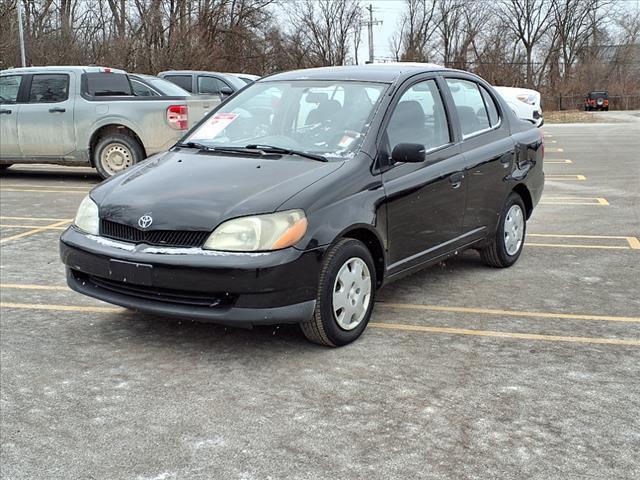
[529,233,634,240]
[0,216,72,222]
[377,302,640,323]
[527,243,630,250]
[0,219,71,244]
[0,283,68,291]
[546,175,586,181]
[0,301,637,346]
[0,188,87,194]
[539,197,608,206]
[546,159,573,164]
[370,323,640,346]
[0,302,122,314]
[627,237,640,249]
[0,224,67,230]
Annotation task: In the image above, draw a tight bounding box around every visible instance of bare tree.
[497,0,553,87]
[399,0,439,62]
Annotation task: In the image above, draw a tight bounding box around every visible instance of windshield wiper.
[244,144,328,162]
[175,142,265,156]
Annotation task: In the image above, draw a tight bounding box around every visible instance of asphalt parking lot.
[1,121,639,479]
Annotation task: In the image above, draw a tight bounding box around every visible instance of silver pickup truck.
[0,66,219,178]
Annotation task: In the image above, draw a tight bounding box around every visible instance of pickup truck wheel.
[300,238,376,347]
[94,133,143,179]
[479,192,526,268]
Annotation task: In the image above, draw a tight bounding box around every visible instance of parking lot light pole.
[17,0,26,67]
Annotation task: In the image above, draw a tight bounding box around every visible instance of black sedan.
[60,63,544,347]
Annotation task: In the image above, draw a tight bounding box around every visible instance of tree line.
[1,0,639,108]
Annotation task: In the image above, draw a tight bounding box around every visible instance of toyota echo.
[60,63,544,347]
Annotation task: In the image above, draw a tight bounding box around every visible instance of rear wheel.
[479,192,526,268]
[301,238,376,347]
[94,133,144,179]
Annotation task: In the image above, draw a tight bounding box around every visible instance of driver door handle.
[0,109,11,114]
[49,107,66,113]
[449,172,464,189]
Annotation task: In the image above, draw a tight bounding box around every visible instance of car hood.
[92,150,343,231]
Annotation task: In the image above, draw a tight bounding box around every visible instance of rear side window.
[446,78,491,137]
[84,73,132,96]
[480,86,500,126]
[28,74,69,103]
[198,76,227,95]
[0,75,22,103]
[165,75,193,92]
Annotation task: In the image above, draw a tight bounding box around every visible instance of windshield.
[185,80,387,158]
[149,77,191,96]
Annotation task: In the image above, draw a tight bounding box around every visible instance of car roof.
[262,63,446,83]
[1,65,126,74]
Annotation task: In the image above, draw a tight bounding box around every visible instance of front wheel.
[479,192,527,268]
[93,133,144,179]
[301,238,376,347]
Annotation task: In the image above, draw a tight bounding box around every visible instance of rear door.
[444,77,514,235]
[381,77,468,273]
[18,72,76,157]
[0,74,23,157]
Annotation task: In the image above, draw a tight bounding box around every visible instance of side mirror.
[220,87,234,96]
[391,143,426,163]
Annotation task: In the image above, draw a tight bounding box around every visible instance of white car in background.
[493,86,543,127]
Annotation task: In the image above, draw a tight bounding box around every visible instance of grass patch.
[544,110,622,123]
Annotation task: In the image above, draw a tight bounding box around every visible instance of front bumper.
[60,227,323,327]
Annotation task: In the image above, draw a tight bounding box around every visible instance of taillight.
[167,105,188,130]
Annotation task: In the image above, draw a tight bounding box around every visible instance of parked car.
[129,73,192,97]
[60,63,544,347]
[493,86,543,127]
[0,66,220,178]
[229,73,260,84]
[585,91,609,111]
[158,70,247,98]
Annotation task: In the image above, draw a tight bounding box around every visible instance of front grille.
[100,219,209,248]
[81,272,236,308]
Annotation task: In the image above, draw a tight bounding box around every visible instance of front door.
[18,73,75,158]
[381,78,468,272]
[0,74,23,157]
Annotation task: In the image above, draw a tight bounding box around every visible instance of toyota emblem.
[138,214,153,229]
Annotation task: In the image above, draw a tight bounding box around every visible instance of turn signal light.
[167,105,188,130]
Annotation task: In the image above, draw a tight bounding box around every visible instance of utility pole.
[362,4,382,64]
[17,0,26,67]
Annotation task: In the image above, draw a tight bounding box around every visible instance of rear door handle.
[49,107,66,113]
[449,172,464,189]
[0,109,11,114]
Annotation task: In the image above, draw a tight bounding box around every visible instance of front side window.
[385,79,450,152]
[28,74,69,103]
[446,78,493,137]
[165,75,193,92]
[198,76,227,95]
[0,75,22,103]
[187,80,387,159]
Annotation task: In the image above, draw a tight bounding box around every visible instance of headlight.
[74,195,99,235]
[203,209,307,252]
[516,94,537,105]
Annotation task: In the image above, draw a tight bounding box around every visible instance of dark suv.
[585,91,609,111]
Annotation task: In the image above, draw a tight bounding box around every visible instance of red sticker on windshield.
[191,113,238,139]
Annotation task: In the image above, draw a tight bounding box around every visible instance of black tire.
[301,238,376,347]
[479,192,527,268]
[93,133,144,179]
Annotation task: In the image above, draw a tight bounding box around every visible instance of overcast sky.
[353,0,640,64]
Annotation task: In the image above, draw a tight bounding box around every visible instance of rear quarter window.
[84,73,132,96]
